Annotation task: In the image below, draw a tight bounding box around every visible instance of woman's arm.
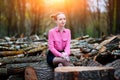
[64,29,71,56]
[48,30,62,57]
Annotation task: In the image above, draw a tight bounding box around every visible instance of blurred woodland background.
[0,0,120,39]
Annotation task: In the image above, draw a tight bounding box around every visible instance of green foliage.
[86,25,94,37]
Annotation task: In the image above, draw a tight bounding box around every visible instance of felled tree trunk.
[94,53,120,65]
[0,45,47,57]
[0,61,54,80]
[54,66,115,80]
[0,46,16,51]
[6,62,39,75]
[96,36,117,50]
[0,68,7,76]
[34,65,54,80]
[0,56,45,65]
[0,50,24,57]
[105,59,120,80]
[7,74,24,80]
[26,46,47,55]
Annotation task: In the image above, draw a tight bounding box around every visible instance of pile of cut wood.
[70,35,120,80]
[0,34,120,80]
[0,35,48,80]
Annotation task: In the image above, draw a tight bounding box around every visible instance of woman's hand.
[61,52,70,61]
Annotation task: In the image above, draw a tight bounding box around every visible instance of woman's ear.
[55,20,57,23]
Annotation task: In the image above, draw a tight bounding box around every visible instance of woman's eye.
[63,18,66,20]
[59,18,62,20]
[59,18,66,21]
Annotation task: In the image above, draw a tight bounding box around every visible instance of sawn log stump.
[54,66,115,80]
[25,66,38,80]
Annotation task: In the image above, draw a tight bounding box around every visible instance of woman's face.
[56,13,66,27]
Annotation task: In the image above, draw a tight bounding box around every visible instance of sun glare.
[44,0,65,5]
[50,0,64,2]
[43,0,90,17]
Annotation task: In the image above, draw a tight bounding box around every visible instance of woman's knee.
[53,57,65,63]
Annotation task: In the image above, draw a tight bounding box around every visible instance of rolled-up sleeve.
[48,30,62,57]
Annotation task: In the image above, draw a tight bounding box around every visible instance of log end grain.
[54,66,115,80]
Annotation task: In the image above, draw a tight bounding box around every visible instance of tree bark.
[0,68,7,76]
[0,50,24,57]
[54,66,114,80]
[25,66,38,80]
[96,36,117,50]
[6,62,39,75]
[26,45,47,54]
[0,56,45,65]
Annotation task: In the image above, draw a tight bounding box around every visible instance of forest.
[0,0,120,39]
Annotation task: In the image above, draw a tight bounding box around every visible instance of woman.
[47,12,71,68]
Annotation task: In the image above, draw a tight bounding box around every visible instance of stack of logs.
[0,34,120,80]
[70,35,120,80]
[0,35,48,80]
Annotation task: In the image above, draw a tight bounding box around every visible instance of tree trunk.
[0,50,24,57]
[96,36,117,50]
[34,64,54,80]
[116,0,120,34]
[108,0,114,34]
[26,45,47,54]
[105,59,120,80]
[0,56,45,65]
[54,66,115,80]
[108,0,120,34]
[6,62,39,75]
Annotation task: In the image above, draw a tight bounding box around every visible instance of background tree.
[108,0,120,34]
[0,0,120,38]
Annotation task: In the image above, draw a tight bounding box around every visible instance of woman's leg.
[53,57,70,66]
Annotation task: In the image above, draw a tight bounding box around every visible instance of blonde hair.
[50,12,65,20]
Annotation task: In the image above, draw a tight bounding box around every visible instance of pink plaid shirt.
[48,27,71,57]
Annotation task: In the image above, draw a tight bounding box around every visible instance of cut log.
[0,46,16,51]
[94,53,120,65]
[0,45,47,57]
[6,62,39,75]
[0,56,45,65]
[80,47,91,53]
[22,46,36,52]
[114,69,120,80]
[99,46,107,53]
[0,61,54,79]
[105,59,120,69]
[96,36,117,50]
[54,66,115,80]
[105,59,120,80]
[26,45,47,54]
[0,68,7,76]
[34,64,54,80]
[0,50,24,57]
[89,49,98,56]
[25,66,38,80]
[7,74,24,80]
[86,59,103,66]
